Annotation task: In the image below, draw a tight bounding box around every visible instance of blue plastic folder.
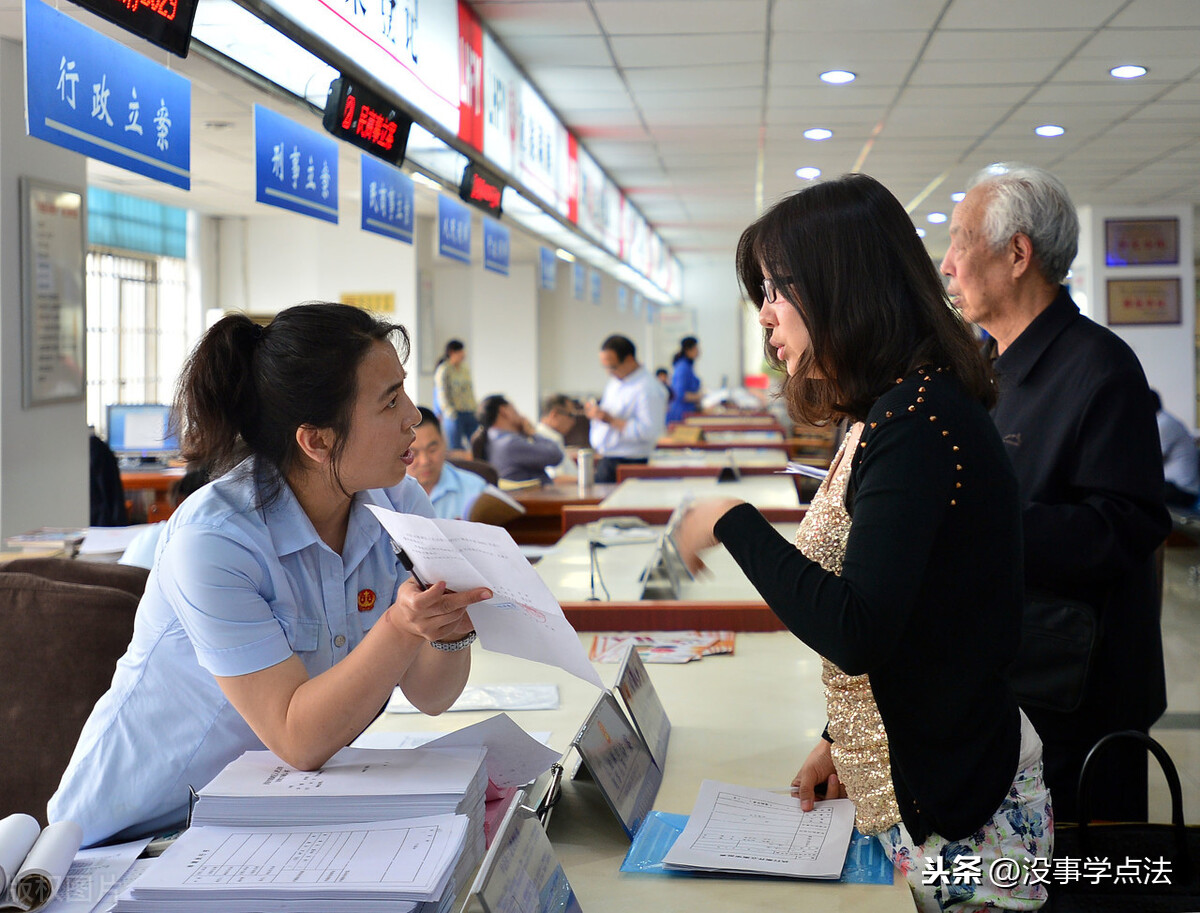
[620,811,894,885]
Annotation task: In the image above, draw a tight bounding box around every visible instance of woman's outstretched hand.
[673,497,744,574]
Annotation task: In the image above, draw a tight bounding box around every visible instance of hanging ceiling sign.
[481,31,517,175]
[323,77,412,167]
[66,0,200,58]
[254,104,338,224]
[361,154,414,244]
[483,218,509,276]
[438,193,472,263]
[25,0,192,189]
[457,0,484,152]
[459,161,505,215]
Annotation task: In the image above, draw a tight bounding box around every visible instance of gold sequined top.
[795,422,901,836]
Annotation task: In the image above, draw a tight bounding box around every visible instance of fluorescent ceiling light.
[1034,124,1065,137]
[1110,64,1147,79]
[927,212,947,224]
[555,249,576,262]
[803,128,833,141]
[819,70,856,85]
[410,172,442,190]
[795,167,821,180]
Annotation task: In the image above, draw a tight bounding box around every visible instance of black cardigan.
[990,286,1169,740]
[714,371,1023,843]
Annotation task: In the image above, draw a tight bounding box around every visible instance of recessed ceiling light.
[951,191,965,202]
[803,127,834,141]
[795,167,822,180]
[927,212,948,224]
[986,162,1009,176]
[916,228,927,238]
[1110,64,1147,79]
[819,70,856,85]
[1034,124,1066,137]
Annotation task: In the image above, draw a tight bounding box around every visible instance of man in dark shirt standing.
[942,163,1169,823]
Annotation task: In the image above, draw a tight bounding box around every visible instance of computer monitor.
[106,403,179,461]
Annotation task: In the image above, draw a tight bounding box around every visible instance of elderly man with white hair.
[942,163,1170,824]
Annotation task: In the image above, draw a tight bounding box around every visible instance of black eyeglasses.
[761,276,793,304]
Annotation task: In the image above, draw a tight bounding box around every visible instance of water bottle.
[577,449,595,496]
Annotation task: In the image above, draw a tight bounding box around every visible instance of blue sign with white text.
[484,219,510,275]
[540,247,557,290]
[590,270,602,305]
[573,263,585,300]
[361,154,413,243]
[438,194,472,263]
[617,286,628,312]
[254,104,339,224]
[25,0,191,190]
[632,293,644,316]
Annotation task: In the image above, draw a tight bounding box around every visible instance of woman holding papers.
[51,303,490,848]
[676,175,1049,912]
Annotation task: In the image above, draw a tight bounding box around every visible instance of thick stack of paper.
[191,746,487,829]
[112,815,466,912]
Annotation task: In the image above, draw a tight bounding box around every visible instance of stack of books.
[2,527,87,556]
[117,747,489,913]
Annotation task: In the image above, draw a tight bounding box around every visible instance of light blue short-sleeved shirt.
[49,461,433,847]
[428,461,488,520]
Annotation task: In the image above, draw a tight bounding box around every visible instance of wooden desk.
[601,475,800,511]
[650,447,787,469]
[363,633,905,911]
[120,467,185,523]
[505,481,617,546]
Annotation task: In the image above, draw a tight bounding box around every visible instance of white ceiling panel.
[634,86,763,111]
[1052,56,1199,83]
[624,63,765,92]
[939,0,1128,31]
[1026,81,1170,105]
[771,0,947,32]
[523,66,630,94]
[923,29,1091,61]
[1110,0,1200,27]
[500,34,613,66]
[1076,27,1200,59]
[611,34,765,68]
[770,29,931,61]
[596,0,768,36]
[468,0,597,37]
[909,58,1055,86]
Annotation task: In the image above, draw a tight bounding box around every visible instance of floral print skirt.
[878,760,1052,912]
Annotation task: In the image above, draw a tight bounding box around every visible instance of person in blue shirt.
[50,303,491,848]
[665,336,703,424]
[410,407,488,519]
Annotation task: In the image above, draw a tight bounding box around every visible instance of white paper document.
[663,781,855,880]
[386,683,560,714]
[119,816,465,903]
[40,840,149,913]
[420,714,562,789]
[0,815,84,912]
[777,462,828,480]
[367,507,604,688]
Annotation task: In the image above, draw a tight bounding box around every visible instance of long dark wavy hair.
[174,302,408,504]
[736,173,994,425]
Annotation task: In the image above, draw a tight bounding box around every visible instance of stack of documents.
[191,746,488,829]
[112,815,466,911]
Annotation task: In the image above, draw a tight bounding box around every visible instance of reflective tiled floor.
[1148,545,1200,823]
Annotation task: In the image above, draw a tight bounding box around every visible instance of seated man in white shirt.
[535,394,580,479]
[410,407,488,519]
[585,334,669,483]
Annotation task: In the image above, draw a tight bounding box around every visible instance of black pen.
[395,546,430,590]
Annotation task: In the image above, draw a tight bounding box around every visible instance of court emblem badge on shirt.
[357,589,376,612]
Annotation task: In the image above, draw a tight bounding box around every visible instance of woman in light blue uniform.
[50,304,491,848]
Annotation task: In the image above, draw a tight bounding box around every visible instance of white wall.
[0,38,90,539]
[537,259,657,405]
[1075,204,1196,431]
[676,253,744,393]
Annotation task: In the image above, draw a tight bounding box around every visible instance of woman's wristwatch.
[430,630,477,652]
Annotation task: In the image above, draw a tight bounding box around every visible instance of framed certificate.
[1106,277,1182,326]
[1105,217,1179,266]
[19,177,86,408]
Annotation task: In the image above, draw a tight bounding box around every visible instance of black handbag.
[1004,591,1098,713]
[1048,731,1200,911]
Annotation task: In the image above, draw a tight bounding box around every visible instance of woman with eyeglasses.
[676,174,1049,912]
